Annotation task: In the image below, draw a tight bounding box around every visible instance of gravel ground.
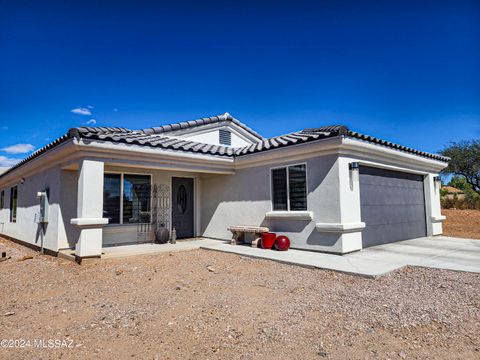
[0,238,479,360]
[442,209,480,240]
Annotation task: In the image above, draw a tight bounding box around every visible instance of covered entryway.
[359,166,427,248]
[172,177,194,239]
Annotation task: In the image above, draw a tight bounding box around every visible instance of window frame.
[0,190,4,209]
[104,172,152,226]
[269,163,308,211]
[10,185,18,223]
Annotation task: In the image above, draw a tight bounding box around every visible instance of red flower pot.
[261,232,276,249]
[275,236,290,251]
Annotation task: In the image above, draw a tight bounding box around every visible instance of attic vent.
[219,129,231,146]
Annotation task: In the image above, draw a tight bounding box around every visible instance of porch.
[59,238,226,261]
[63,152,234,260]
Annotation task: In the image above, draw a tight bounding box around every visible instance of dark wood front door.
[172,177,194,239]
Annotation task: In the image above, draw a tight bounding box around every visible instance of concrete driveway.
[202,236,480,277]
[346,236,480,274]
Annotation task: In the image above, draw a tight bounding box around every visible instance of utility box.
[36,191,49,223]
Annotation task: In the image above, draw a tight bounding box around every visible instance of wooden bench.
[227,225,269,248]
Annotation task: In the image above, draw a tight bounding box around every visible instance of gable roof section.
[0,117,448,180]
[141,113,265,141]
[70,126,236,156]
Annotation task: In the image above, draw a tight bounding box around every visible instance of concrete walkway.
[201,236,480,277]
[101,239,225,259]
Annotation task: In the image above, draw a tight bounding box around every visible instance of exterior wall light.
[433,176,442,190]
[349,162,360,171]
[349,162,360,189]
[20,178,25,184]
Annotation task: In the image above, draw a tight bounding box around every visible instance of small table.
[227,226,270,248]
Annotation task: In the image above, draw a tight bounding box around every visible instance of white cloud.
[87,105,94,109]
[1,143,35,154]
[0,167,10,175]
[71,107,92,116]
[87,119,97,125]
[0,155,21,167]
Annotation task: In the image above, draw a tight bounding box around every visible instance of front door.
[172,177,194,239]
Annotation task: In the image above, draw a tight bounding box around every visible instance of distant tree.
[441,140,480,195]
[448,175,469,191]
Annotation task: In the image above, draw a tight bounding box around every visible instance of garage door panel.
[359,166,427,248]
[361,204,426,225]
[361,186,425,206]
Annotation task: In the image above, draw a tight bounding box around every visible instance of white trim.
[235,136,447,173]
[265,211,313,220]
[315,222,366,233]
[71,218,109,226]
[431,215,446,223]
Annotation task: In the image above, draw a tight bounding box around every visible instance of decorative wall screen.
[136,183,171,242]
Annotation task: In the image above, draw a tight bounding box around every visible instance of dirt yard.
[0,239,479,360]
[442,209,480,239]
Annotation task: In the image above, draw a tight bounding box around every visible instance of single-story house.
[0,113,448,260]
[441,186,465,200]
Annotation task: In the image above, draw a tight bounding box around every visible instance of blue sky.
[0,0,479,168]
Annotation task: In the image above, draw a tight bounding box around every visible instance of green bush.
[441,194,480,210]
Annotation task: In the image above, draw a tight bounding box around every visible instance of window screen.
[288,164,307,210]
[219,129,232,146]
[271,168,288,210]
[271,164,307,211]
[10,186,17,222]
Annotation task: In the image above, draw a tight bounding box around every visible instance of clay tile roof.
[0,115,449,180]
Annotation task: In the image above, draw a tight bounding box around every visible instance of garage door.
[359,166,427,248]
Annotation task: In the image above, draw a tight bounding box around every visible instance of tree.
[448,175,470,191]
[441,140,480,195]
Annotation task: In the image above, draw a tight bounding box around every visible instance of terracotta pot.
[261,232,276,249]
[155,225,170,244]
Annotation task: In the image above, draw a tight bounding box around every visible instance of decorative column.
[71,160,108,259]
[425,173,445,236]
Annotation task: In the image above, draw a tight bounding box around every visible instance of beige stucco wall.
[0,166,62,251]
[200,154,351,253]
[200,150,444,253]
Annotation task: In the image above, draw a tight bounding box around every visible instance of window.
[103,173,151,225]
[219,129,231,146]
[10,186,17,222]
[271,164,307,211]
[0,190,4,209]
[104,174,121,224]
[123,174,151,224]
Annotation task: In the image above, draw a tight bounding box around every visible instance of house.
[0,113,448,260]
[441,186,465,200]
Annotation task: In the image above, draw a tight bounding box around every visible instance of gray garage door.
[359,166,427,248]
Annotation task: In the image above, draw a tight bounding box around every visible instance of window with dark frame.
[0,190,4,209]
[103,173,151,225]
[271,164,307,211]
[219,129,232,146]
[10,186,17,222]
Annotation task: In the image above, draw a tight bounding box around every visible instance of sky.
[0,0,479,169]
